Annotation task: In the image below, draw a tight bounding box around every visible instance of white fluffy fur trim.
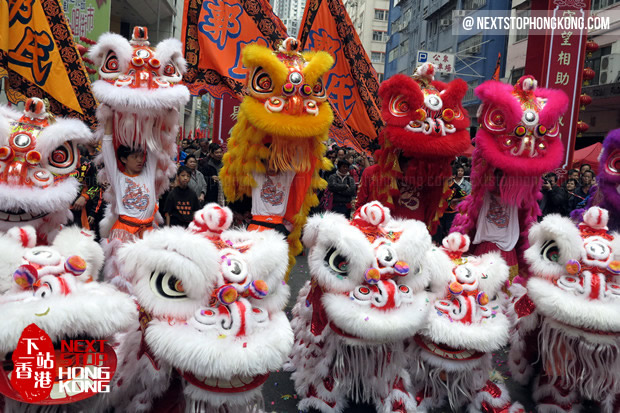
[221,228,290,314]
[474,252,509,296]
[0,282,137,353]
[354,201,391,226]
[52,226,104,281]
[183,381,264,410]
[6,226,37,247]
[118,227,221,319]
[36,118,93,156]
[469,381,511,411]
[528,277,620,333]
[442,232,471,254]
[0,178,79,215]
[388,217,434,293]
[583,206,608,229]
[154,38,187,75]
[92,80,190,110]
[87,32,133,72]
[189,203,233,235]
[146,311,293,378]
[425,311,510,353]
[525,214,583,279]
[322,292,430,342]
[0,233,28,293]
[303,212,375,292]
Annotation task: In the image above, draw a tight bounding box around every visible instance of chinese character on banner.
[524,0,592,169]
[9,324,55,402]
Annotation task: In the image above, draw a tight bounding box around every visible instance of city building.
[344,0,390,81]
[504,0,620,144]
[273,0,307,37]
[109,0,179,44]
[386,0,510,115]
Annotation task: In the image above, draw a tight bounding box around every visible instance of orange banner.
[0,0,96,125]
[298,0,383,154]
[182,0,288,98]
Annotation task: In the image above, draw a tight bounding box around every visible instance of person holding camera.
[540,172,567,217]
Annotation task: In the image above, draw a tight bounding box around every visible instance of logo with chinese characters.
[0,323,117,404]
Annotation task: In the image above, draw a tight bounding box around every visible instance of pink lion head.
[475,75,568,176]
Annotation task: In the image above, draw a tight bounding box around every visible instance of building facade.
[273,0,307,37]
[504,0,620,145]
[344,0,390,81]
[386,0,509,115]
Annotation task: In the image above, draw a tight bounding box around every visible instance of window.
[510,68,525,84]
[374,9,388,20]
[373,31,387,41]
[377,73,384,82]
[586,45,612,85]
[515,9,529,42]
[389,48,399,62]
[463,0,486,10]
[458,33,483,54]
[371,52,386,63]
[400,39,409,57]
[592,0,620,10]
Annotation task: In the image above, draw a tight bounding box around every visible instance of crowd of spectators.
[73,134,596,236]
[540,164,596,218]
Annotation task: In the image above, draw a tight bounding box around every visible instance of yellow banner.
[4,0,82,114]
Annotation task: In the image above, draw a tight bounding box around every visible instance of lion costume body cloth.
[451,76,568,280]
[219,38,334,276]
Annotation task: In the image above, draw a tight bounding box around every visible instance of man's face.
[182,140,190,149]
[456,167,465,178]
[211,148,223,161]
[582,172,592,185]
[200,140,209,152]
[327,153,336,162]
[337,150,345,160]
[338,164,349,174]
[548,176,557,186]
[570,171,579,181]
[566,180,575,191]
[187,158,197,170]
[580,165,591,174]
[123,152,144,175]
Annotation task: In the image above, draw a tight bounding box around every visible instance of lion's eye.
[324,247,349,276]
[150,271,186,299]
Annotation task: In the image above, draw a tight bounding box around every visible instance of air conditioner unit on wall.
[599,54,620,84]
[440,19,451,27]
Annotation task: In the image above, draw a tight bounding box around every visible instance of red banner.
[0,0,96,125]
[297,0,383,155]
[525,0,591,169]
[211,93,241,149]
[182,0,288,98]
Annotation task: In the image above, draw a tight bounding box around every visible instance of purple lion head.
[599,129,620,214]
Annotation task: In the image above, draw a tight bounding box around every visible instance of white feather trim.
[154,38,187,75]
[87,32,133,72]
[36,118,94,156]
[92,81,190,111]
[52,226,104,281]
[527,277,620,334]
[322,292,430,342]
[425,310,510,353]
[525,214,583,279]
[0,282,137,353]
[146,311,293,379]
